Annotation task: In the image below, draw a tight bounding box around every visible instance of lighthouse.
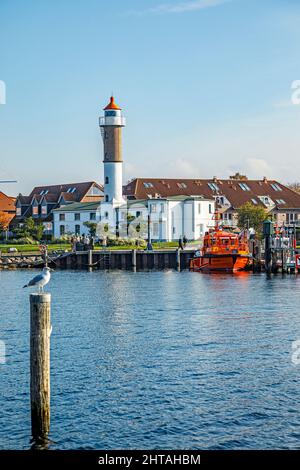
[99,96,126,205]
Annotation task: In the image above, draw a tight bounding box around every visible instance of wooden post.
[132,249,136,271]
[30,293,51,442]
[88,249,93,268]
[176,249,181,271]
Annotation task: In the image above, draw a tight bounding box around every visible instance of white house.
[53,197,215,241]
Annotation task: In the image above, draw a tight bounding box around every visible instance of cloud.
[130,0,230,15]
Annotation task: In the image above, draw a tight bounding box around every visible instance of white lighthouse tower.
[99,96,126,206]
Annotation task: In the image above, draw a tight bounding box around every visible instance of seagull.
[23,267,53,292]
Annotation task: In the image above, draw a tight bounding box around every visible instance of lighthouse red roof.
[104,96,121,111]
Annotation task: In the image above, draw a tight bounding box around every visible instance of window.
[32,206,38,215]
[143,182,154,188]
[105,176,109,184]
[161,204,165,213]
[136,211,141,218]
[177,182,187,189]
[40,189,49,196]
[198,203,201,214]
[276,199,286,205]
[105,110,117,117]
[105,195,109,202]
[105,212,109,219]
[217,196,225,205]
[271,183,282,192]
[90,213,96,220]
[16,207,21,216]
[67,187,76,193]
[41,205,47,215]
[209,204,212,214]
[208,183,219,191]
[251,198,258,205]
[238,182,250,191]
[60,225,65,236]
[152,222,159,237]
[150,205,157,213]
[59,213,65,221]
[75,225,80,235]
[74,213,80,221]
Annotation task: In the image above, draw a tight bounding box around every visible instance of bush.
[106,237,147,247]
[7,237,38,245]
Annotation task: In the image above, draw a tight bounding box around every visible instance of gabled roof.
[123,178,300,210]
[0,191,16,212]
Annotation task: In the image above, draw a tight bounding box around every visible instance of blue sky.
[1,0,300,195]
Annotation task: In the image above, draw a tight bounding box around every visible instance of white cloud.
[130,0,230,15]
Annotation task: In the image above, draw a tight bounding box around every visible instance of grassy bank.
[0,240,197,254]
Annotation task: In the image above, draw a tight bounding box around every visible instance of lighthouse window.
[105,110,117,117]
[105,176,109,184]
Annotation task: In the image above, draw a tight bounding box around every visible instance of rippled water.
[1,270,300,449]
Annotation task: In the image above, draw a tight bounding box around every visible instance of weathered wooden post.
[88,249,93,269]
[176,249,181,271]
[263,219,273,276]
[132,249,137,271]
[30,293,51,442]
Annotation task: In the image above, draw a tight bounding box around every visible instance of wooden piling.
[176,249,181,271]
[131,249,136,271]
[30,293,51,441]
[88,249,93,268]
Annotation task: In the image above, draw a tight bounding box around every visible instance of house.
[0,191,16,227]
[123,177,300,228]
[53,196,215,241]
[14,181,103,234]
[53,201,101,238]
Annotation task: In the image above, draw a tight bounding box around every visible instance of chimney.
[263,176,268,183]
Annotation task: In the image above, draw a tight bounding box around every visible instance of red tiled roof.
[123,178,300,209]
[0,191,16,213]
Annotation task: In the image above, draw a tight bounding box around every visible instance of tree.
[287,182,300,194]
[0,211,11,231]
[15,217,44,241]
[237,202,267,236]
[83,221,97,237]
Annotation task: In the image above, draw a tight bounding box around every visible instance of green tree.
[15,217,44,241]
[83,221,97,237]
[237,202,267,236]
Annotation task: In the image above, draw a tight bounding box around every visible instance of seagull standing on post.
[23,267,53,292]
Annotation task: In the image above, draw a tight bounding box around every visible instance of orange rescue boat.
[190,227,252,273]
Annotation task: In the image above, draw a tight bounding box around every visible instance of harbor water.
[1,270,300,449]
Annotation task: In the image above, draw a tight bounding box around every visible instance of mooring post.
[30,293,51,442]
[176,249,181,271]
[132,249,136,271]
[263,219,274,276]
[88,249,93,268]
